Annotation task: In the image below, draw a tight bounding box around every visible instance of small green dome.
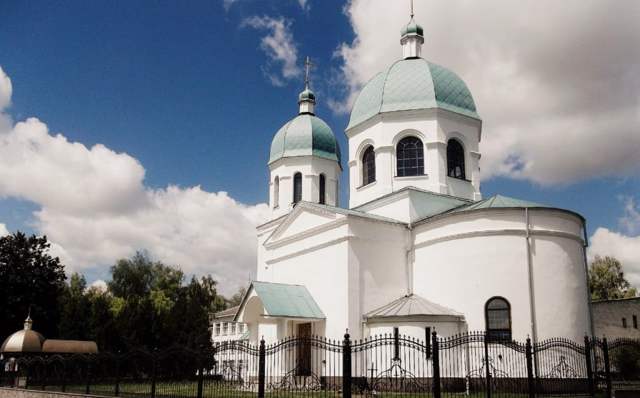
[401,20,423,37]
[269,114,341,165]
[347,58,479,129]
[298,88,316,103]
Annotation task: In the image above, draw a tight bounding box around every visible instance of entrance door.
[296,323,312,376]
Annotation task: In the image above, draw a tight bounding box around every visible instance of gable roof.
[214,305,240,320]
[234,281,325,321]
[364,294,463,322]
[302,202,405,224]
[354,186,471,223]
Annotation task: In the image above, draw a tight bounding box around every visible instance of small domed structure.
[0,315,45,353]
[269,114,340,165]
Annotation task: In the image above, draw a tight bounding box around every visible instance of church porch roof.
[234,281,325,321]
[364,294,464,323]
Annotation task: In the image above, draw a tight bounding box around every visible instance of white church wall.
[413,234,532,339]
[347,109,482,208]
[265,230,351,340]
[356,191,413,223]
[412,208,590,342]
[530,235,591,341]
[269,156,340,218]
[347,218,409,338]
[367,320,465,341]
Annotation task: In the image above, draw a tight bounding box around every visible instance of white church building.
[234,14,592,345]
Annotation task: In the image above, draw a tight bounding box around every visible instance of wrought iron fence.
[1,331,639,398]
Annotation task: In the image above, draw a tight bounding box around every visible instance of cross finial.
[410,0,414,18]
[304,56,313,89]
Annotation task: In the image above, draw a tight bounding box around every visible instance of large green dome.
[347,58,480,129]
[269,114,341,165]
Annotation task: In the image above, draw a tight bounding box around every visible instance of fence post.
[114,353,120,397]
[484,332,492,398]
[85,358,91,395]
[431,331,441,398]
[258,338,266,398]
[60,360,66,393]
[525,337,534,398]
[584,336,594,397]
[602,337,612,398]
[196,349,204,398]
[342,331,352,398]
[150,349,157,398]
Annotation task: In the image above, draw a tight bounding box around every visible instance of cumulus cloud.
[0,67,11,111]
[619,196,640,236]
[88,279,108,293]
[589,228,640,289]
[0,223,9,236]
[0,67,269,295]
[333,0,640,185]
[243,16,301,86]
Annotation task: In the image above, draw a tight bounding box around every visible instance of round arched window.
[362,146,376,186]
[396,136,424,177]
[447,139,466,179]
[485,297,512,341]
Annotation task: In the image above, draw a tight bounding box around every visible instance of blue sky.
[0,0,639,293]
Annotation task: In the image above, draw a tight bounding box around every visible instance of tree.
[0,232,66,340]
[58,273,91,339]
[589,255,638,300]
[226,286,247,307]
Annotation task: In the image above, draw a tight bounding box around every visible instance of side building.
[592,297,640,339]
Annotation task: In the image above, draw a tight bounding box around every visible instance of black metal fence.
[2,331,639,398]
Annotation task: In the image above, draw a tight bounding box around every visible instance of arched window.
[273,176,279,209]
[293,172,302,204]
[396,136,424,177]
[485,297,512,341]
[447,139,466,179]
[362,146,376,186]
[319,174,326,205]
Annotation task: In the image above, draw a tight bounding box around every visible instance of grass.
[21,382,600,398]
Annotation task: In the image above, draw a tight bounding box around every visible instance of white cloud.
[222,0,239,12]
[619,196,640,236]
[589,228,640,289]
[0,66,11,111]
[243,16,301,87]
[333,0,640,185]
[298,0,310,12]
[0,67,269,295]
[88,279,108,293]
[0,223,9,237]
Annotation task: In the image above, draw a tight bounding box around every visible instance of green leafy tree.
[58,273,91,339]
[0,232,66,340]
[589,255,638,300]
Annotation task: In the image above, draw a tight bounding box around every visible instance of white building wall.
[412,208,590,342]
[346,109,482,208]
[268,156,340,219]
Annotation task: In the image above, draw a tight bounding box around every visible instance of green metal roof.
[251,281,325,319]
[269,114,341,165]
[347,58,480,129]
[401,19,423,37]
[450,194,543,213]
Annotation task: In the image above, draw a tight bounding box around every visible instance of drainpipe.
[525,208,540,376]
[406,223,414,295]
[582,221,596,338]
[525,208,539,344]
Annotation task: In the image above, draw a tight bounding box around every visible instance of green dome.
[269,114,341,165]
[298,88,316,102]
[401,20,423,36]
[347,58,480,130]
